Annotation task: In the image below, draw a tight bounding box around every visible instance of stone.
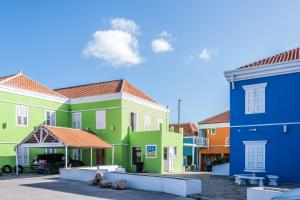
[91,173,102,186]
[99,180,112,188]
[114,179,128,190]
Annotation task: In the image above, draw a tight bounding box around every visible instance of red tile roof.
[55,79,157,103]
[239,48,300,69]
[43,125,112,148]
[170,123,199,136]
[0,73,66,98]
[198,111,230,125]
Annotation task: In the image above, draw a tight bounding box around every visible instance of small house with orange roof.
[197,111,230,171]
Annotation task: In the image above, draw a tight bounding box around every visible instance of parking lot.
[0,174,191,200]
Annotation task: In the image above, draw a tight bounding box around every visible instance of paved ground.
[166,172,300,200]
[0,174,191,200]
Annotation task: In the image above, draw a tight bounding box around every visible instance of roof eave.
[224,60,300,82]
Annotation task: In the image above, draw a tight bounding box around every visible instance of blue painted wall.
[230,72,300,183]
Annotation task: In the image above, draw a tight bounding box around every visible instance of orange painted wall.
[199,126,230,155]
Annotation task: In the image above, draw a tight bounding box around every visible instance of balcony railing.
[225,137,230,147]
[195,137,209,147]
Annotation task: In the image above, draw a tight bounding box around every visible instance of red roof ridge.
[238,47,300,69]
[198,110,230,125]
[0,73,20,83]
[54,79,124,91]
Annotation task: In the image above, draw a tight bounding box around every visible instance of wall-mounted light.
[249,128,257,132]
[283,124,288,133]
[111,125,116,131]
[2,122,7,129]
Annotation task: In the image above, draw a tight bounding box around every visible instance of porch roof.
[18,125,112,149]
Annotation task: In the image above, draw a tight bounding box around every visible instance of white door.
[168,147,176,172]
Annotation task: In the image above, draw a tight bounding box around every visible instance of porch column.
[192,146,195,167]
[112,146,115,165]
[90,147,93,167]
[65,146,68,168]
[15,146,19,175]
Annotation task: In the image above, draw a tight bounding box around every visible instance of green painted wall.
[0,89,183,174]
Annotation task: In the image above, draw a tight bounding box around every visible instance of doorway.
[164,147,176,172]
[96,149,106,165]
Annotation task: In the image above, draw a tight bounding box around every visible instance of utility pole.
[178,99,182,133]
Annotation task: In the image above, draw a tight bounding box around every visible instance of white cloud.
[199,48,218,61]
[151,31,174,53]
[110,18,140,34]
[83,18,142,66]
[151,39,173,53]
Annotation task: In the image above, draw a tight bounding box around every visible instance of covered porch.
[15,125,113,175]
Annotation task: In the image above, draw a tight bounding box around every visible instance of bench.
[234,174,264,187]
[267,175,279,186]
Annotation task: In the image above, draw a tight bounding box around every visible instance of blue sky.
[1,1,300,123]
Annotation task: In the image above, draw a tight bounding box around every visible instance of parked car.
[272,188,300,200]
[31,153,85,174]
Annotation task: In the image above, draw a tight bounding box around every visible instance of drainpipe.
[231,75,235,90]
[15,146,19,175]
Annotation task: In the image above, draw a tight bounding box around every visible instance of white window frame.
[157,118,163,130]
[243,83,267,114]
[44,148,56,154]
[45,110,56,126]
[130,112,138,132]
[96,110,106,130]
[144,115,151,131]
[243,140,267,172]
[17,147,29,165]
[72,112,81,129]
[16,105,28,126]
[210,128,216,135]
[72,148,82,161]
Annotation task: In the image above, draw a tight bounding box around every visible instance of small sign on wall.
[146,145,157,158]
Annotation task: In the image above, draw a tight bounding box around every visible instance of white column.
[65,146,68,168]
[90,147,93,167]
[15,146,19,175]
[112,146,115,165]
[192,146,195,167]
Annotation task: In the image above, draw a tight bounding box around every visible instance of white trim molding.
[224,60,300,82]
[0,84,68,103]
[231,121,300,128]
[198,122,230,129]
[69,93,122,104]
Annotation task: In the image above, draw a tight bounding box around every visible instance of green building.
[0,72,183,173]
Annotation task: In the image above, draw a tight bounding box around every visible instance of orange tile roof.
[55,79,157,104]
[239,48,300,69]
[43,125,112,148]
[170,123,199,136]
[0,73,66,98]
[198,111,230,125]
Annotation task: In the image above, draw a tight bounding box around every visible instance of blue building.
[171,123,200,170]
[224,48,300,183]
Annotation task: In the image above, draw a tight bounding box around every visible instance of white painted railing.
[195,137,209,147]
[225,137,230,146]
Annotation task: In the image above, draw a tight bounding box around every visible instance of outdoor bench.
[234,174,264,187]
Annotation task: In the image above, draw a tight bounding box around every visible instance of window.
[144,115,151,131]
[243,141,267,171]
[17,147,29,165]
[130,112,138,132]
[209,128,216,135]
[157,118,163,130]
[72,149,82,160]
[44,148,56,154]
[243,83,267,114]
[132,147,142,165]
[96,110,106,130]
[72,112,81,129]
[16,105,28,126]
[45,110,56,126]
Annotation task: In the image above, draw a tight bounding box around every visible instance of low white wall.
[212,163,230,176]
[247,187,289,200]
[60,165,121,182]
[104,172,202,197]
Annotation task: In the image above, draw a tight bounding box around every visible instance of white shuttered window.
[243,83,267,114]
[16,105,28,126]
[96,110,106,130]
[72,112,81,129]
[244,141,267,171]
[45,110,56,126]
